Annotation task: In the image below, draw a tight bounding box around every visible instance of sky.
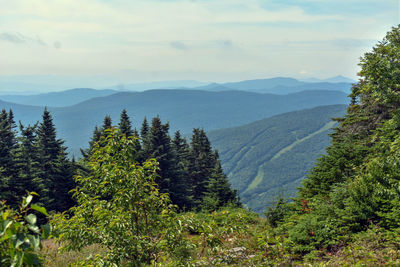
[0,0,398,88]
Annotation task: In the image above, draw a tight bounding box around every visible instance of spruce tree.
[146,117,175,194]
[140,117,151,161]
[36,108,75,211]
[10,123,44,207]
[133,128,142,154]
[118,109,133,137]
[203,151,240,211]
[118,110,142,161]
[0,110,18,178]
[101,115,112,134]
[188,128,216,209]
[171,131,192,209]
[0,110,18,204]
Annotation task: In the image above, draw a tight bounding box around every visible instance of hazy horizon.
[0,0,399,93]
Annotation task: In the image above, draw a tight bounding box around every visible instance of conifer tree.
[0,110,18,179]
[203,151,240,210]
[0,110,18,204]
[146,117,176,194]
[140,117,149,138]
[118,109,133,137]
[188,128,216,209]
[140,117,151,161]
[132,128,142,154]
[101,115,112,134]
[9,123,44,206]
[90,126,102,147]
[36,108,75,211]
[171,131,192,209]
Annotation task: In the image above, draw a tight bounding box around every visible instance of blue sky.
[0,0,398,86]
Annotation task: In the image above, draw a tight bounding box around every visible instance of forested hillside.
[0,89,348,156]
[208,104,347,212]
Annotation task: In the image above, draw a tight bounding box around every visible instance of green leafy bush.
[53,129,189,265]
[0,193,51,266]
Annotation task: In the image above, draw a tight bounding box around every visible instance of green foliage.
[0,193,51,267]
[53,128,189,265]
[265,196,292,227]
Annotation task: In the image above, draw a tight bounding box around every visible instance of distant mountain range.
[0,89,349,156]
[0,76,355,96]
[0,77,208,95]
[301,75,357,84]
[0,88,117,107]
[108,80,208,91]
[194,77,353,95]
[208,104,348,213]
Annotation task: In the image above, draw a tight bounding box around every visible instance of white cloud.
[0,32,46,46]
[0,0,397,81]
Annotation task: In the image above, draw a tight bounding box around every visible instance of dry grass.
[41,239,108,267]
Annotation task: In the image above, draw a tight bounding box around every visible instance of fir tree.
[140,117,151,161]
[118,109,133,137]
[10,123,44,206]
[171,130,192,209]
[146,117,176,194]
[101,115,112,134]
[188,128,216,209]
[0,109,18,178]
[0,110,18,204]
[36,108,75,211]
[203,151,240,211]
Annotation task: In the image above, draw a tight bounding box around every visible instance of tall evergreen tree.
[36,108,75,211]
[101,115,112,134]
[9,123,45,207]
[0,110,18,204]
[140,117,149,138]
[203,151,240,211]
[140,117,151,161]
[171,131,192,209]
[118,109,133,137]
[146,117,176,194]
[0,109,18,178]
[132,128,142,154]
[188,128,216,209]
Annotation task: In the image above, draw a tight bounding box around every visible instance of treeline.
[83,109,240,211]
[0,109,75,212]
[0,107,239,213]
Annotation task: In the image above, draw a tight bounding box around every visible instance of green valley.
[209,105,347,213]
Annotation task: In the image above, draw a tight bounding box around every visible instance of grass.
[41,240,108,267]
[39,210,400,266]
